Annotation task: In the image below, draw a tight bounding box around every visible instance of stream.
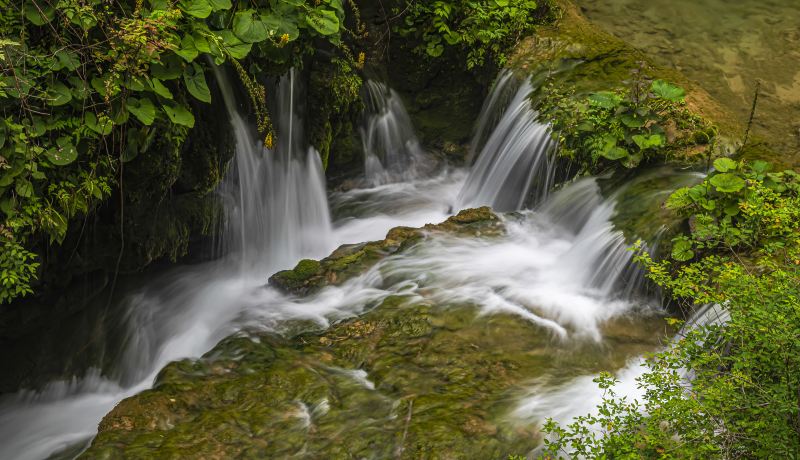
[0,69,699,459]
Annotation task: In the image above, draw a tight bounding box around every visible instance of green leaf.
[651,80,685,102]
[179,0,212,18]
[127,97,156,125]
[47,82,73,106]
[208,0,231,11]
[51,50,80,72]
[632,133,665,150]
[162,104,195,127]
[150,55,183,80]
[620,113,645,128]
[713,157,738,173]
[149,78,173,99]
[24,3,55,26]
[193,32,211,53]
[305,8,340,36]
[750,160,771,175]
[671,238,694,262]
[588,91,622,109]
[217,30,252,59]
[45,137,78,166]
[85,112,113,136]
[601,146,628,160]
[233,10,269,43]
[665,187,692,209]
[15,179,33,198]
[426,42,444,57]
[261,13,300,40]
[709,173,746,193]
[175,34,199,62]
[183,64,211,103]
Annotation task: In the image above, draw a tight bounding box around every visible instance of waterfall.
[216,67,333,274]
[457,76,556,212]
[468,69,521,163]
[540,178,645,300]
[360,80,432,185]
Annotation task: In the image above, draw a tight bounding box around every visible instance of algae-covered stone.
[269,207,503,295]
[81,208,666,459]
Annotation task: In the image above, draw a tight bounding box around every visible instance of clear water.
[577,0,800,165]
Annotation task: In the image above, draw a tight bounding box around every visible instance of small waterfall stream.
[0,70,700,459]
[457,76,556,211]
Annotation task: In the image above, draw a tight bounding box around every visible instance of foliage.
[540,162,800,458]
[394,0,553,69]
[664,160,800,264]
[536,67,714,171]
[0,0,360,303]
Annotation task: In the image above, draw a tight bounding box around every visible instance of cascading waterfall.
[468,69,522,163]
[216,67,333,274]
[457,75,556,211]
[0,64,707,460]
[0,68,339,460]
[360,80,432,185]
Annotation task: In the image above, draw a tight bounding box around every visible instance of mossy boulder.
[270,207,502,295]
[82,208,665,459]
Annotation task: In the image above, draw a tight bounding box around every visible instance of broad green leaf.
[15,179,33,198]
[162,103,195,127]
[709,173,746,193]
[620,113,645,128]
[51,50,80,72]
[24,3,55,25]
[149,78,174,99]
[193,32,211,53]
[750,160,771,175]
[665,187,692,210]
[326,0,345,17]
[85,112,113,135]
[426,42,444,57]
[651,80,685,102]
[179,0,212,18]
[233,10,269,43]
[713,157,738,172]
[208,0,231,11]
[125,76,146,92]
[150,54,183,80]
[175,34,199,62]
[45,137,78,165]
[261,13,300,40]
[671,238,694,262]
[601,146,628,160]
[588,91,622,109]
[632,133,665,150]
[217,30,252,59]
[305,8,340,36]
[183,64,211,103]
[127,97,156,125]
[149,0,170,10]
[47,82,72,106]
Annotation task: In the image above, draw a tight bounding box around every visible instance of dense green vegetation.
[0,0,365,303]
[535,68,716,172]
[394,0,555,69]
[541,162,800,458]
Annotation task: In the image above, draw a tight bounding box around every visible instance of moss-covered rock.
[269,207,502,295]
[81,208,665,459]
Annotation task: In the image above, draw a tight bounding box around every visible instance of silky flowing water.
[0,70,699,459]
[577,0,800,165]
